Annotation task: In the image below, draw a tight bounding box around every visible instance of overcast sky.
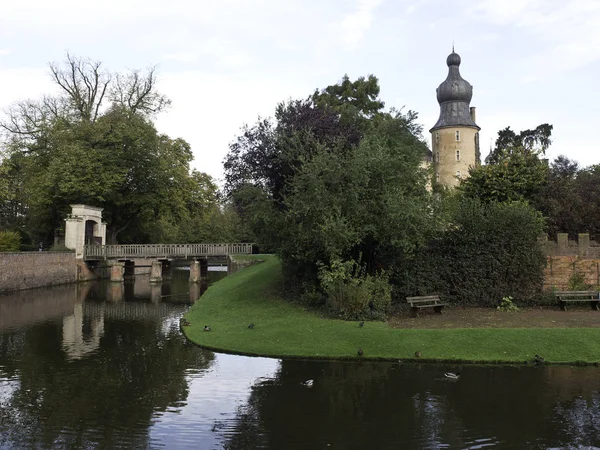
[0,0,598,183]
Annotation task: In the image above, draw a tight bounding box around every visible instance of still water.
[2,270,600,449]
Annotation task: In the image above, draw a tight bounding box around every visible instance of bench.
[406,295,447,318]
[554,291,600,311]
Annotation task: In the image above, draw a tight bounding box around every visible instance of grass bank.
[183,255,600,364]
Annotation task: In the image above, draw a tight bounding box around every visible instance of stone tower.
[430,49,480,188]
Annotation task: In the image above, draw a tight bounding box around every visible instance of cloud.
[154,69,317,183]
[339,0,386,50]
[470,0,600,72]
[0,67,55,107]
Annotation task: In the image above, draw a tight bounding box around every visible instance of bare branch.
[109,66,171,117]
[49,53,111,122]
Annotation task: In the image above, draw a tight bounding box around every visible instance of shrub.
[396,199,546,307]
[318,259,391,320]
[567,271,590,291]
[497,296,519,312]
[0,231,21,252]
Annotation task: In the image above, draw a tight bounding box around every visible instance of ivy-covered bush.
[396,199,547,307]
[318,259,391,320]
[0,231,21,252]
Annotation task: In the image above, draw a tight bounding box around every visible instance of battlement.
[539,233,600,258]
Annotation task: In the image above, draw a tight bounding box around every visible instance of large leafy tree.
[224,75,433,316]
[530,157,600,239]
[486,123,553,164]
[460,124,552,204]
[0,54,223,245]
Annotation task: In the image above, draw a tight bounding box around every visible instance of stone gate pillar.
[64,204,107,259]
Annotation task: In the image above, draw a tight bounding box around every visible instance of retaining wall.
[0,252,96,294]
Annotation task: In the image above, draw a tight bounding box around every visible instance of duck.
[533,354,545,365]
[301,379,314,387]
[444,372,460,380]
[203,325,211,331]
[414,351,422,358]
[359,321,365,328]
[180,318,191,327]
[357,348,364,357]
[248,323,255,329]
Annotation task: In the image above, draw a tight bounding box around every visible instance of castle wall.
[431,127,479,187]
[540,234,600,289]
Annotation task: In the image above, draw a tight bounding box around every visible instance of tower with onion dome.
[430,48,480,188]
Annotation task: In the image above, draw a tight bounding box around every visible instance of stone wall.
[0,252,96,294]
[541,234,600,289]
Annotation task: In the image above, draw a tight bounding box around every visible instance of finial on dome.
[446,50,461,67]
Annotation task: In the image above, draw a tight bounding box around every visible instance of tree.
[0,54,224,245]
[460,150,548,203]
[460,124,552,204]
[571,164,600,239]
[486,123,553,164]
[533,156,582,238]
[224,75,433,317]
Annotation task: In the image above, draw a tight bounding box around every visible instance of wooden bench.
[406,295,447,318]
[554,291,600,311]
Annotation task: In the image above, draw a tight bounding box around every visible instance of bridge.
[83,243,252,261]
[82,243,253,283]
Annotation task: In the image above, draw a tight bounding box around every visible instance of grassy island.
[183,255,600,365]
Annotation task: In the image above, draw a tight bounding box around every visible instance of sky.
[0,0,598,184]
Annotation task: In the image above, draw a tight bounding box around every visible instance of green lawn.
[183,255,600,364]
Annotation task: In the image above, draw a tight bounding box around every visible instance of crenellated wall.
[541,234,600,289]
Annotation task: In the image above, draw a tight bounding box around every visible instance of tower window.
[436,152,440,162]
[436,132,439,143]
[455,130,460,141]
[436,172,440,182]
[456,170,461,178]
[456,150,460,161]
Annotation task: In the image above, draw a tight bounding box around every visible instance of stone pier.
[150,260,163,284]
[189,259,209,283]
[189,261,200,283]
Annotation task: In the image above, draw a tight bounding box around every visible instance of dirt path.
[388,306,600,329]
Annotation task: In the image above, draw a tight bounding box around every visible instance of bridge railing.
[83,243,253,260]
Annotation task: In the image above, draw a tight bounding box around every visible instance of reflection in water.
[62,303,105,360]
[221,361,600,449]
[1,268,600,449]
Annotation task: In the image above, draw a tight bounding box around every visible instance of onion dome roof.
[430,50,480,132]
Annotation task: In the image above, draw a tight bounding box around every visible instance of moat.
[2,270,600,449]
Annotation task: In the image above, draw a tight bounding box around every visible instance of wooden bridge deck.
[83,243,252,261]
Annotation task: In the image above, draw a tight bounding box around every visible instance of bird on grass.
[359,321,365,328]
[180,318,191,327]
[444,372,460,380]
[357,348,364,357]
[414,351,422,358]
[533,354,545,365]
[203,325,211,331]
[301,379,314,387]
[248,323,255,329]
